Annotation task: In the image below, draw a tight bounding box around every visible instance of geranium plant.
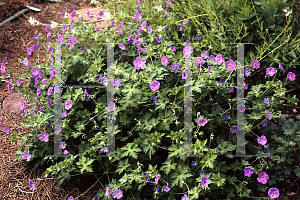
[1,0,299,199]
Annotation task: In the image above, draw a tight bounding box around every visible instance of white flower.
[28,16,39,26]
[64,12,69,19]
[154,5,163,12]
[103,11,111,19]
[90,0,100,5]
[283,8,292,16]
[51,21,59,29]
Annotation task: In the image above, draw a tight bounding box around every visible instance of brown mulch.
[0,0,123,199]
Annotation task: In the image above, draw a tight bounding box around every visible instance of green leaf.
[231,159,244,171]
[120,143,142,159]
[194,139,209,153]
[170,164,193,188]
[200,153,217,169]
[294,167,300,177]
[160,158,177,175]
[75,156,95,174]
[246,112,262,120]
[282,120,300,135]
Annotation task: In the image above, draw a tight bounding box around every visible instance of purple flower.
[162,185,171,192]
[161,56,169,66]
[45,24,50,32]
[279,63,284,71]
[42,78,49,85]
[7,82,11,90]
[265,112,272,120]
[261,121,268,127]
[237,104,246,112]
[207,65,212,72]
[39,132,49,142]
[47,32,51,39]
[197,118,207,126]
[105,186,111,198]
[166,0,171,8]
[35,86,42,97]
[136,12,142,21]
[195,57,205,66]
[148,25,152,35]
[134,57,146,70]
[172,63,180,72]
[251,60,260,69]
[29,179,36,192]
[201,176,209,186]
[23,57,29,66]
[257,171,269,184]
[113,78,122,88]
[225,59,236,71]
[183,46,193,58]
[223,114,229,120]
[194,36,202,40]
[112,189,123,199]
[145,173,150,183]
[55,125,62,135]
[287,71,295,81]
[181,194,189,200]
[108,101,115,111]
[21,151,31,161]
[268,187,280,198]
[67,197,74,200]
[198,170,204,174]
[156,35,162,43]
[191,161,198,167]
[257,135,267,145]
[101,145,109,153]
[219,78,226,83]
[182,71,188,79]
[163,25,168,30]
[47,87,53,95]
[179,25,183,31]
[244,69,251,77]
[3,127,10,134]
[244,167,253,177]
[103,76,108,87]
[230,125,238,132]
[150,80,160,91]
[244,82,248,90]
[165,11,169,18]
[118,44,126,50]
[268,151,272,159]
[215,54,224,65]
[263,98,270,105]
[61,110,67,119]
[155,174,159,184]
[169,46,176,52]
[61,9,65,18]
[153,186,160,192]
[62,24,67,33]
[63,150,68,155]
[65,99,73,110]
[229,88,234,93]
[31,67,39,77]
[152,96,158,104]
[266,67,276,76]
[201,50,208,59]
[59,142,67,149]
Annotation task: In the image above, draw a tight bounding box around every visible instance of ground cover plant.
[1,0,300,199]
